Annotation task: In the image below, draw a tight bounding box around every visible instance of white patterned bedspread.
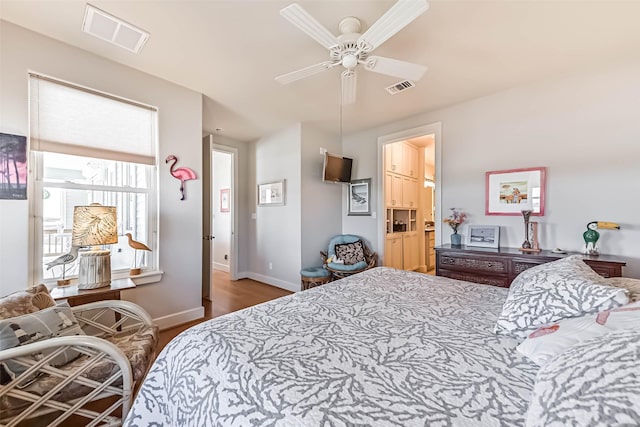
[124,267,539,426]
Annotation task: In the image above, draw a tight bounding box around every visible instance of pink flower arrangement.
[444,208,467,234]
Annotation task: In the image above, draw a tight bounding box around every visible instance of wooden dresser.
[435,245,625,287]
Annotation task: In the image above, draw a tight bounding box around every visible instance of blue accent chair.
[320,234,377,279]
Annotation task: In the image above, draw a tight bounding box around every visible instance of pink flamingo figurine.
[165,155,197,200]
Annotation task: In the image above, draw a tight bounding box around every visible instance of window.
[29,74,158,283]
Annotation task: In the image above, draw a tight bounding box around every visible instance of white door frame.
[376,122,443,262]
[210,141,239,281]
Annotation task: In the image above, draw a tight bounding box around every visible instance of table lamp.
[72,204,118,289]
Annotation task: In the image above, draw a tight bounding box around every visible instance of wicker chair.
[0,285,158,427]
[320,234,377,280]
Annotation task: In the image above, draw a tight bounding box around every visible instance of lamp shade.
[72,204,118,246]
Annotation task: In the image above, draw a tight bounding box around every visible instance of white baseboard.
[154,306,204,331]
[246,272,299,293]
[213,262,230,272]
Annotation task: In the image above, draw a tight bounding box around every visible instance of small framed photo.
[466,225,500,248]
[348,178,371,216]
[220,188,230,212]
[485,167,546,216]
[258,180,285,206]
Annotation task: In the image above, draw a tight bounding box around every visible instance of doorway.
[376,123,442,272]
[202,136,238,301]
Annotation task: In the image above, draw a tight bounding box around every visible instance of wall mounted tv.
[323,152,353,183]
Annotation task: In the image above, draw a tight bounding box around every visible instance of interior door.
[202,136,212,300]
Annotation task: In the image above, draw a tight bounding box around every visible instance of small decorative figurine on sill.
[46,246,81,286]
[125,233,152,275]
[583,221,620,255]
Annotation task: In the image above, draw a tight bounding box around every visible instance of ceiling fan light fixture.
[342,54,358,69]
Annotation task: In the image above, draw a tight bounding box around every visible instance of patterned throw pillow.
[607,277,640,302]
[334,240,366,265]
[0,302,85,383]
[517,301,640,365]
[525,328,640,426]
[0,284,56,320]
[494,255,629,339]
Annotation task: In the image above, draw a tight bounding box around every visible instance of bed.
[124,264,639,426]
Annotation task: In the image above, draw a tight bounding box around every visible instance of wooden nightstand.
[50,278,135,306]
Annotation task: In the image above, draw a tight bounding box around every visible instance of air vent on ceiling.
[386,80,416,95]
[82,4,149,53]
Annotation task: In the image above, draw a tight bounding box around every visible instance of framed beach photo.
[348,178,371,216]
[258,180,285,206]
[466,225,500,248]
[485,167,546,216]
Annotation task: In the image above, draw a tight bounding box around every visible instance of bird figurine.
[583,221,620,255]
[166,154,197,200]
[46,246,80,285]
[125,233,152,275]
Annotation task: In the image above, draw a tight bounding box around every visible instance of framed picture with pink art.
[220,188,230,212]
[0,133,27,200]
[485,167,546,216]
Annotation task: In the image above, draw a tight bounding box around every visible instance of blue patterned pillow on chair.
[334,240,366,265]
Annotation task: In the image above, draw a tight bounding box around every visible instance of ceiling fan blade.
[341,70,357,105]
[275,61,337,85]
[364,56,427,81]
[358,0,429,52]
[280,3,340,50]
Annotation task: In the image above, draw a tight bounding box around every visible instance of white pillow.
[607,277,640,302]
[526,328,640,427]
[494,255,629,339]
[517,301,640,365]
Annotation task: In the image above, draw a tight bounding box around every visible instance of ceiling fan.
[275,0,429,105]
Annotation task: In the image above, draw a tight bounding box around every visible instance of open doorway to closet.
[202,135,237,301]
[377,123,441,275]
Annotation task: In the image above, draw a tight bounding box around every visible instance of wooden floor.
[158,270,292,351]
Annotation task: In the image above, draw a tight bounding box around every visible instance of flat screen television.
[323,152,352,183]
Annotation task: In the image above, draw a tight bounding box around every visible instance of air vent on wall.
[385,80,416,95]
[82,4,149,53]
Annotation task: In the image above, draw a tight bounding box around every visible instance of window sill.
[112,270,164,285]
[43,269,164,288]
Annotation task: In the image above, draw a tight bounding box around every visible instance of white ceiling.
[2,0,640,142]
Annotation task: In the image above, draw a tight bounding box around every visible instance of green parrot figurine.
[583,221,620,255]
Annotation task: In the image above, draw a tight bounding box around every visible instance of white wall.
[300,124,342,268]
[249,124,302,290]
[343,59,640,277]
[212,150,231,271]
[0,22,204,324]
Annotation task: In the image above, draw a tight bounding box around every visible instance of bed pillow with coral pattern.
[494,255,629,339]
[525,328,640,426]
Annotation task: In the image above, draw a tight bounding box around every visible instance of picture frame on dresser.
[466,225,500,248]
[485,167,546,216]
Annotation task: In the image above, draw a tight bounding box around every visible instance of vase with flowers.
[444,208,467,246]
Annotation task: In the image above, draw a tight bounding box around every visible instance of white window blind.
[29,74,157,165]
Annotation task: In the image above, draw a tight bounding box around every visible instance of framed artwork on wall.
[348,178,371,216]
[220,188,230,212]
[485,167,546,216]
[466,225,500,248]
[258,180,285,206]
[0,133,27,200]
